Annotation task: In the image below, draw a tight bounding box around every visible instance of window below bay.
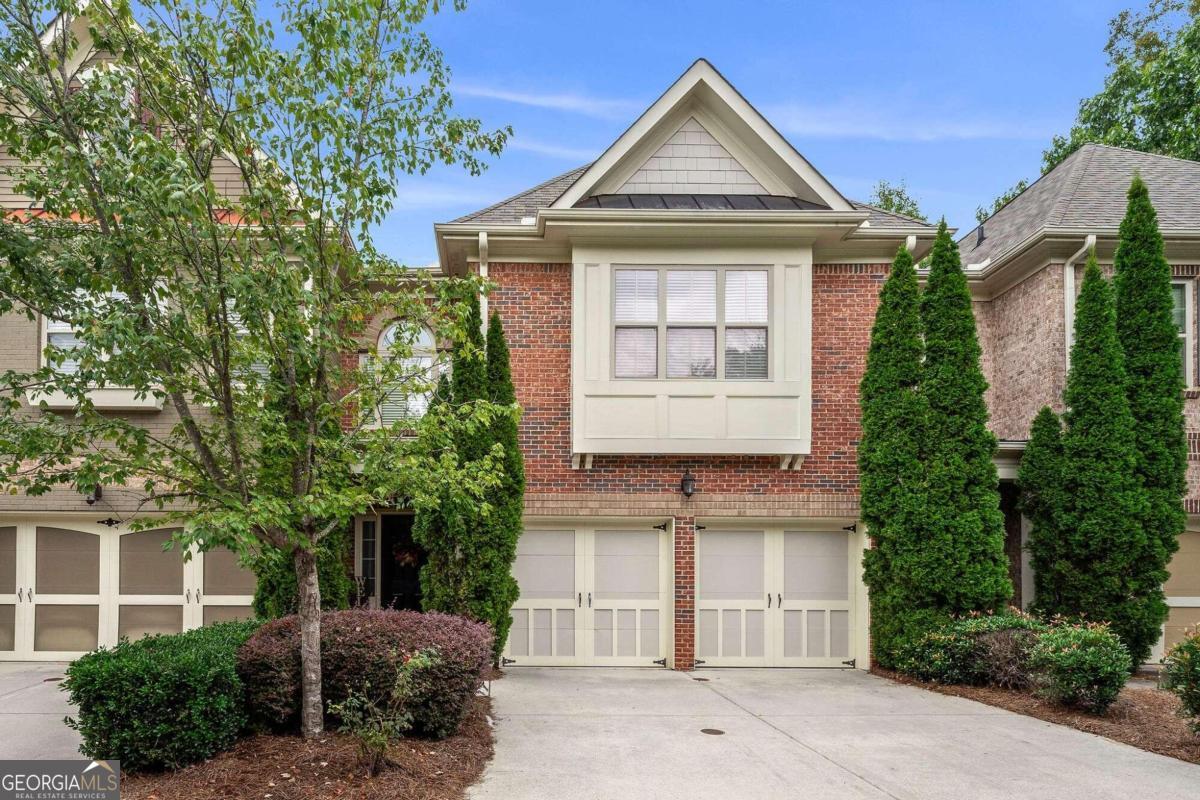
[1172,280,1194,386]
[613,267,768,380]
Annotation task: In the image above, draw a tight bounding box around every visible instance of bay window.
[613,267,768,380]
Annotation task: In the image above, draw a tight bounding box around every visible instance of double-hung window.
[613,267,769,380]
[1172,280,1193,385]
[374,324,436,425]
[44,318,84,375]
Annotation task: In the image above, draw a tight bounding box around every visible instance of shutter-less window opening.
[614,270,658,322]
[374,324,436,425]
[725,271,768,324]
[725,328,767,379]
[1172,282,1189,381]
[615,327,658,378]
[667,270,716,323]
[45,328,82,374]
[667,327,716,378]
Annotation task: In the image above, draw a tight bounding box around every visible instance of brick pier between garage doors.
[498,515,871,671]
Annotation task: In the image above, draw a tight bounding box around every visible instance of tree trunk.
[294,547,323,737]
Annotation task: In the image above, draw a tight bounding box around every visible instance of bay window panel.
[725,328,768,379]
[725,271,768,324]
[615,270,659,322]
[667,327,716,378]
[615,327,658,378]
[666,271,716,323]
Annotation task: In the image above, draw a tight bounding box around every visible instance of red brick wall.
[487,261,887,496]
[672,515,696,670]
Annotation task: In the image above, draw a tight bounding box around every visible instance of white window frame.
[611,266,770,381]
[1173,279,1194,387]
[364,322,438,429]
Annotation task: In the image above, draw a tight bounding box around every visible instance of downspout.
[1062,234,1096,369]
[477,231,489,330]
[904,234,917,253]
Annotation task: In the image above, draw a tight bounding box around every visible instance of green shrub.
[63,620,260,772]
[328,648,439,777]
[237,609,491,739]
[1028,622,1131,713]
[897,612,1046,686]
[1162,628,1200,733]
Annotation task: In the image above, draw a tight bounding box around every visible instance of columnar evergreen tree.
[1113,174,1185,655]
[482,312,524,660]
[915,221,1011,616]
[858,244,928,666]
[1043,255,1153,660]
[1018,406,1066,606]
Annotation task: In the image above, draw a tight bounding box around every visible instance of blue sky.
[381,0,1128,265]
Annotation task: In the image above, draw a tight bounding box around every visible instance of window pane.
[1172,284,1187,333]
[47,331,82,374]
[667,328,716,377]
[667,271,716,323]
[726,328,768,379]
[615,270,658,322]
[615,327,657,378]
[725,271,768,324]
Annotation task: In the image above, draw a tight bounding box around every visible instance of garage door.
[696,528,855,667]
[504,526,670,666]
[0,520,256,661]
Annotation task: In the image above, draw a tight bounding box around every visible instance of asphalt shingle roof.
[450,163,937,231]
[959,144,1200,266]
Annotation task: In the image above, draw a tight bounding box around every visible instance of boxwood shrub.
[1162,628,1200,733]
[237,609,492,739]
[897,612,1047,686]
[1028,622,1131,713]
[62,620,261,772]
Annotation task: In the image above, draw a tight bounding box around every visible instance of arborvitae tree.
[858,244,928,667]
[1018,406,1066,606]
[415,291,490,615]
[480,312,525,660]
[1113,174,1185,657]
[914,221,1011,615]
[1046,255,1153,660]
[252,526,353,618]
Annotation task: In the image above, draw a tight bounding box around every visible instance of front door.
[380,514,425,611]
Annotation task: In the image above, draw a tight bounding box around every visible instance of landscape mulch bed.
[875,667,1200,765]
[122,695,495,800]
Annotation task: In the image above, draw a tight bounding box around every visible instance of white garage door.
[504,526,670,666]
[0,520,256,661]
[696,528,855,667]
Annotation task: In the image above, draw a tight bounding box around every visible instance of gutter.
[1062,234,1096,369]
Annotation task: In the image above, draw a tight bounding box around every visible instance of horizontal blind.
[667,270,716,323]
[725,271,768,324]
[47,331,82,374]
[615,270,659,322]
[667,327,715,378]
[725,328,767,379]
[614,327,657,378]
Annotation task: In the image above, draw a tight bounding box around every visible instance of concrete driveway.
[470,668,1200,800]
[0,663,82,760]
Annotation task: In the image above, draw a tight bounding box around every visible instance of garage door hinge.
[652,658,667,666]
[841,658,856,668]
[693,659,706,666]
[501,657,517,666]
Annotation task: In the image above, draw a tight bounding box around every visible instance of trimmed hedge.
[237,608,492,739]
[1028,623,1131,713]
[63,620,261,772]
[1162,628,1200,733]
[897,612,1047,686]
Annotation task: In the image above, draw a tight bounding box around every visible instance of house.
[2,52,1197,669]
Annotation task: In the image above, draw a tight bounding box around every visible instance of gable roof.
[959,144,1200,267]
[451,160,934,231]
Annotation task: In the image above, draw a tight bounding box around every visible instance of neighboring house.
[3,52,1199,670]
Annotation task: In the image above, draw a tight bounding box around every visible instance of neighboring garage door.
[0,520,256,661]
[696,528,855,667]
[504,526,670,666]
[1164,529,1200,654]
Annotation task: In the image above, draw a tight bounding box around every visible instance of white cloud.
[507,136,599,162]
[765,99,1059,143]
[454,82,642,120]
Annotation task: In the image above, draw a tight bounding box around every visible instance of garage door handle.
[588,592,592,608]
[778,593,782,607]
[186,589,191,602]
[578,592,582,608]
[16,588,21,602]
[767,593,771,608]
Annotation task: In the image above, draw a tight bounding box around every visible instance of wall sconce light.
[680,469,696,499]
[85,485,103,506]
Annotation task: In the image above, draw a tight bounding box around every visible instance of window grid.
[613,266,769,381]
[1173,280,1193,386]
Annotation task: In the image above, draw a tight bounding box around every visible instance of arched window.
[375,323,436,425]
